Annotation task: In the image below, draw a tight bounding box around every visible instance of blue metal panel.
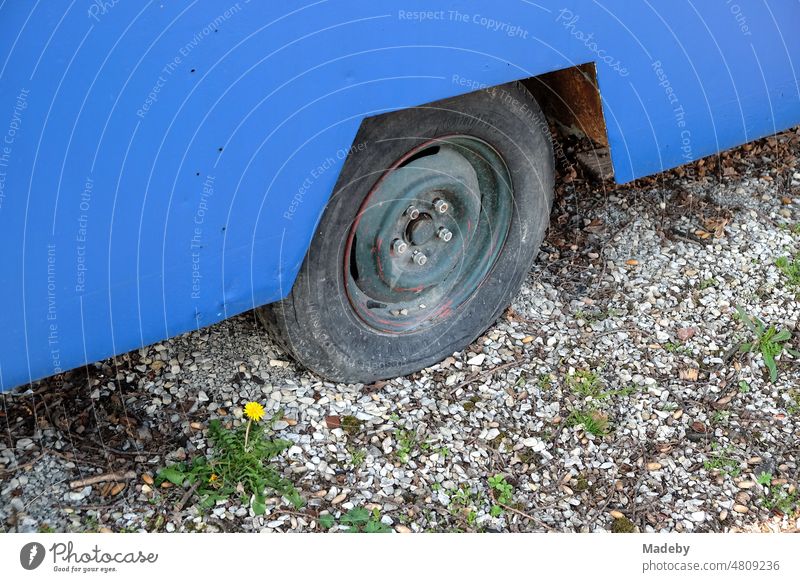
[0,1,798,390]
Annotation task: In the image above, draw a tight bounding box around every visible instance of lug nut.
[433,198,449,214]
[437,227,453,242]
[406,205,420,220]
[412,250,428,266]
[392,239,408,255]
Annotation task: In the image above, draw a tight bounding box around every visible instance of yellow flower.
[244,401,266,422]
[209,474,218,482]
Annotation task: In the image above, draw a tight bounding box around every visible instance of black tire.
[258,82,554,383]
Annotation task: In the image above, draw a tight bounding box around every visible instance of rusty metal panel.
[525,64,608,147]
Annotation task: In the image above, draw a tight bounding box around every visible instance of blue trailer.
[1,1,798,389]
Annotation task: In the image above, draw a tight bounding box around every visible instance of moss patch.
[611,516,635,533]
[341,415,363,436]
[462,396,480,412]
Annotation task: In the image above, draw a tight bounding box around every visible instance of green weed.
[710,410,730,426]
[567,370,604,399]
[395,429,418,463]
[568,408,610,436]
[488,474,514,517]
[449,484,477,508]
[703,444,741,477]
[348,446,366,468]
[575,308,618,324]
[786,389,800,416]
[157,412,301,515]
[664,342,693,355]
[735,307,799,382]
[320,507,391,533]
[761,488,799,516]
[775,254,800,287]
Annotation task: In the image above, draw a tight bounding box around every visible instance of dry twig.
[69,470,136,490]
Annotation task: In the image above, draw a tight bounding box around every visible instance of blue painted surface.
[0,1,798,390]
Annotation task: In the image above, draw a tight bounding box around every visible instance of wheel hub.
[406,213,435,246]
[345,136,512,333]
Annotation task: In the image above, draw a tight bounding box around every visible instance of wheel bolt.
[437,227,453,242]
[433,198,449,214]
[406,205,420,220]
[412,250,428,266]
[392,239,408,255]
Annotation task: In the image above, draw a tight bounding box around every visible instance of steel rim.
[344,135,513,334]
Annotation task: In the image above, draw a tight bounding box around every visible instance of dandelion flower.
[209,474,218,482]
[244,401,266,422]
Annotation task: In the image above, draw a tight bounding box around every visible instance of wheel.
[258,82,554,383]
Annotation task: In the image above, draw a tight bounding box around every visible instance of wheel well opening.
[523,62,613,181]
[523,62,608,147]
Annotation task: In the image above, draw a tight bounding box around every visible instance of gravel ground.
[2,128,800,534]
